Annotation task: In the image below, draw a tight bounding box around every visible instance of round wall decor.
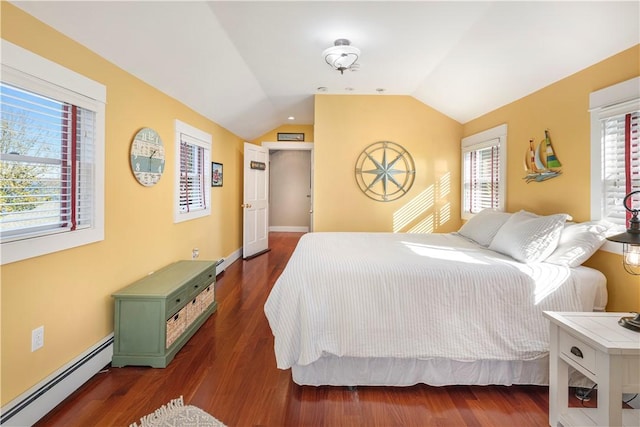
[354,141,416,202]
[130,127,165,187]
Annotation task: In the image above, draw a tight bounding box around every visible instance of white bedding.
[264,232,607,376]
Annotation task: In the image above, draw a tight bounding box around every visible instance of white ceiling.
[11,1,640,141]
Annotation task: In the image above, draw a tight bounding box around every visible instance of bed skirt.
[291,356,552,387]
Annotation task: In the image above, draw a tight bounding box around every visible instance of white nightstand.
[544,311,640,427]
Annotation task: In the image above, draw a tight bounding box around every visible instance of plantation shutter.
[0,82,95,240]
[600,110,640,227]
[178,133,206,213]
[463,138,501,214]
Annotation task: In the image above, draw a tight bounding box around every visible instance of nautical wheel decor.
[523,129,562,183]
[354,141,416,202]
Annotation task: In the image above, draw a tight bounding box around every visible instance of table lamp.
[605,190,640,331]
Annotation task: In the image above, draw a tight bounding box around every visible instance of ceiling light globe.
[322,39,360,74]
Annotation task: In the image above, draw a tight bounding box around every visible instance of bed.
[264,210,609,387]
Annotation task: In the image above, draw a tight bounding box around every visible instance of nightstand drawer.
[559,331,596,374]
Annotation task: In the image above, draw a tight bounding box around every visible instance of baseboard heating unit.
[0,334,114,426]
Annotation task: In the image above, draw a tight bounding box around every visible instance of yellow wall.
[463,45,640,312]
[252,124,315,144]
[0,3,244,404]
[313,95,463,233]
[2,0,639,409]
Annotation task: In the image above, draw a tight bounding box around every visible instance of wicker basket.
[200,285,215,311]
[185,297,201,325]
[165,306,187,348]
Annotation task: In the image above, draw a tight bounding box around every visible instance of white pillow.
[545,221,609,267]
[457,209,512,246]
[488,210,569,263]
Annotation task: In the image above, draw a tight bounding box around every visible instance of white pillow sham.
[545,221,609,267]
[488,210,569,263]
[457,209,512,246]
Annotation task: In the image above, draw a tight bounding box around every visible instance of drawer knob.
[176,298,181,304]
[570,346,583,358]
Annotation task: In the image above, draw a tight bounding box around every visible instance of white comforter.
[264,232,587,370]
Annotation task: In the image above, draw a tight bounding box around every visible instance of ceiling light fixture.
[323,39,360,75]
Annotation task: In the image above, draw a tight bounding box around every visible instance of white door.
[243,142,269,258]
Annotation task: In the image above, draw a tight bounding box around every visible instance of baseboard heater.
[0,334,114,426]
[216,258,225,276]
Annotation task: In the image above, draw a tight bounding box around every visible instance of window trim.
[173,119,211,223]
[0,40,106,265]
[590,77,640,255]
[461,124,508,220]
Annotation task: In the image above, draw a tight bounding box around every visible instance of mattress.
[264,232,607,386]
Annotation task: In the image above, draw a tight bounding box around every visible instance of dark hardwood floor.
[36,232,585,426]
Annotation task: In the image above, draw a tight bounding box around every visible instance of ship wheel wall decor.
[354,141,416,202]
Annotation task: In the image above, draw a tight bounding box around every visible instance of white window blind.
[174,119,211,223]
[179,133,206,213]
[0,40,105,265]
[461,124,507,219]
[601,111,640,227]
[463,142,500,214]
[0,82,96,241]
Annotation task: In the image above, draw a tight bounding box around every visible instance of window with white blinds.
[463,143,500,214]
[461,124,507,219]
[590,77,640,255]
[0,40,105,265]
[174,120,211,223]
[601,111,640,227]
[1,83,95,240]
[179,134,206,213]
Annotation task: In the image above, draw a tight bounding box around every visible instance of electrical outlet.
[31,326,44,352]
[192,248,199,259]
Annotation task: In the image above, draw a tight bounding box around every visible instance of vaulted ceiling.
[12,1,640,141]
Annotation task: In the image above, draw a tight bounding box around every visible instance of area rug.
[130,396,226,427]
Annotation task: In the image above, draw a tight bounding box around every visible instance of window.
[590,77,640,254]
[174,120,211,223]
[0,41,105,265]
[461,124,507,220]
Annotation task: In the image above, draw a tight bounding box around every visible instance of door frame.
[261,141,314,232]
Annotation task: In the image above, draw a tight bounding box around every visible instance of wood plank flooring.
[36,232,576,426]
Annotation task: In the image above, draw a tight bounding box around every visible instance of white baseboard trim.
[0,334,114,426]
[269,226,309,232]
[216,247,241,276]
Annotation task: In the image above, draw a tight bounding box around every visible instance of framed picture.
[277,132,304,142]
[211,162,223,187]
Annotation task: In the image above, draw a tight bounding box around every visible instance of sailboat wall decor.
[523,129,562,183]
